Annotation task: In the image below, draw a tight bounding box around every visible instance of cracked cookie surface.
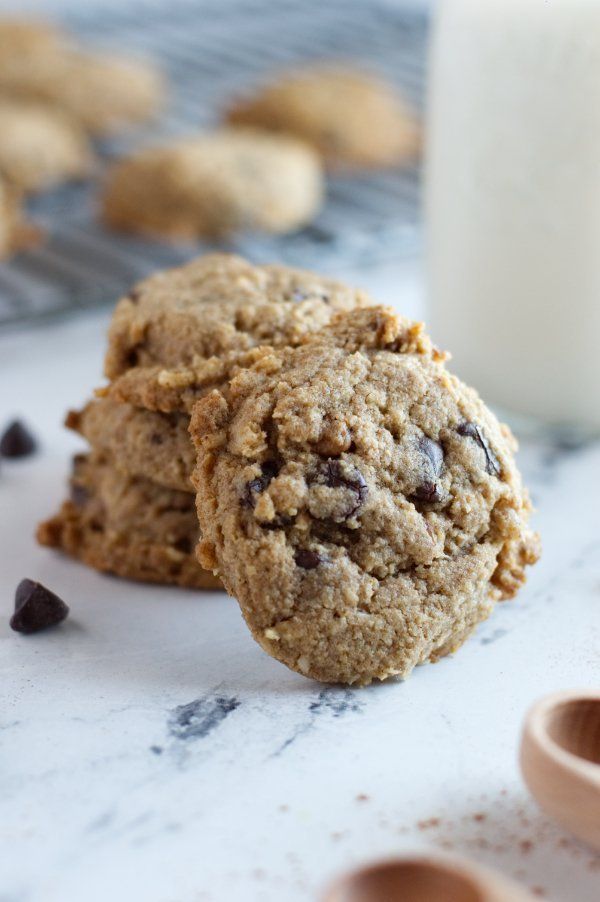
[190,306,540,685]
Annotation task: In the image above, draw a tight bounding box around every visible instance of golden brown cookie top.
[104,253,372,380]
[190,305,539,685]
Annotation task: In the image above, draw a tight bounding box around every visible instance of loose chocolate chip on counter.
[457,421,501,476]
[0,420,37,458]
[10,579,69,634]
[295,549,324,569]
[243,460,279,508]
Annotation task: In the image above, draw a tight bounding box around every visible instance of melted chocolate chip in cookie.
[411,435,445,504]
[295,549,325,569]
[310,458,368,523]
[70,482,89,508]
[457,421,501,476]
[243,460,279,508]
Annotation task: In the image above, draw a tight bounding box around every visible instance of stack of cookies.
[37,253,371,589]
[39,252,540,685]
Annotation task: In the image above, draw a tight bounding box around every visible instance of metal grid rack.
[0,0,428,328]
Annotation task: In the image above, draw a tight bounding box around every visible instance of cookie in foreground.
[190,306,540,685]
[37,452,220,589]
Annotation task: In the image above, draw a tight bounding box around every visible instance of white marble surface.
[1,261,600,902]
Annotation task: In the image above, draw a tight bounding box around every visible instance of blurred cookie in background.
[102,128,324,240]
[0,17,62,56]
[0,101,92,194]
[37,451,220,589]
[0,16,165,135]
[226,65,421,169]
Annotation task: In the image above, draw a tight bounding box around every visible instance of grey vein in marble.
[167,695,240,742]
[273,689,363,757]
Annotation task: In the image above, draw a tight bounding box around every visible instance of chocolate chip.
[242,461,279,507]
[411,436,445,504]
[10,579,69,634]
[0,420,37,458]
[70,483,89,508]
[314,458,368,521]
[173,536,192,555]
[419,436,444,477]
[457,422,501,476]
[128,288,141,305]
[150,433,164,445]
[412,480,443,504]
[125,349,139,367]
[294,549,324,569]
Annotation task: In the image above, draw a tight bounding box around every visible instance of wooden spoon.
[520,688,600,851]
[323,854,536,901]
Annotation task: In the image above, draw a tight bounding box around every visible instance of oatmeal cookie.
[37,453,220,589]
[190,306,540,685]
[66,399,194,494]
[104,253,371,380]
[226,66,420,168]
[0,47,164,135]
[0,100,92,193]
[102,129,323,240]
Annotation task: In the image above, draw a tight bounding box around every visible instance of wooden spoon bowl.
[323,855,535,901]
[520,689,600,851]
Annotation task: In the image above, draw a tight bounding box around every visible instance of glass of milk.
[425,0,600,438]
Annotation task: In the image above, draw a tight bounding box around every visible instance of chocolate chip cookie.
[190,306,540,685]
[104,253,371,379]
[226,66,420,169]
[0,100,92,193]
[66,399,194,493]
[37,453,220,589]
[0,45,164,136]
[102,129,323,240]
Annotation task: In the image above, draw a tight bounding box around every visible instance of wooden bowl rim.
[524,689,600,783]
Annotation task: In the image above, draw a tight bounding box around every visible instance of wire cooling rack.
[0,0,428,328]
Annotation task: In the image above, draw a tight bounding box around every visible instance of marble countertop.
[1,262,599,902]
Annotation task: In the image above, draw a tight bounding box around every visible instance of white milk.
[425,0,600,435]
